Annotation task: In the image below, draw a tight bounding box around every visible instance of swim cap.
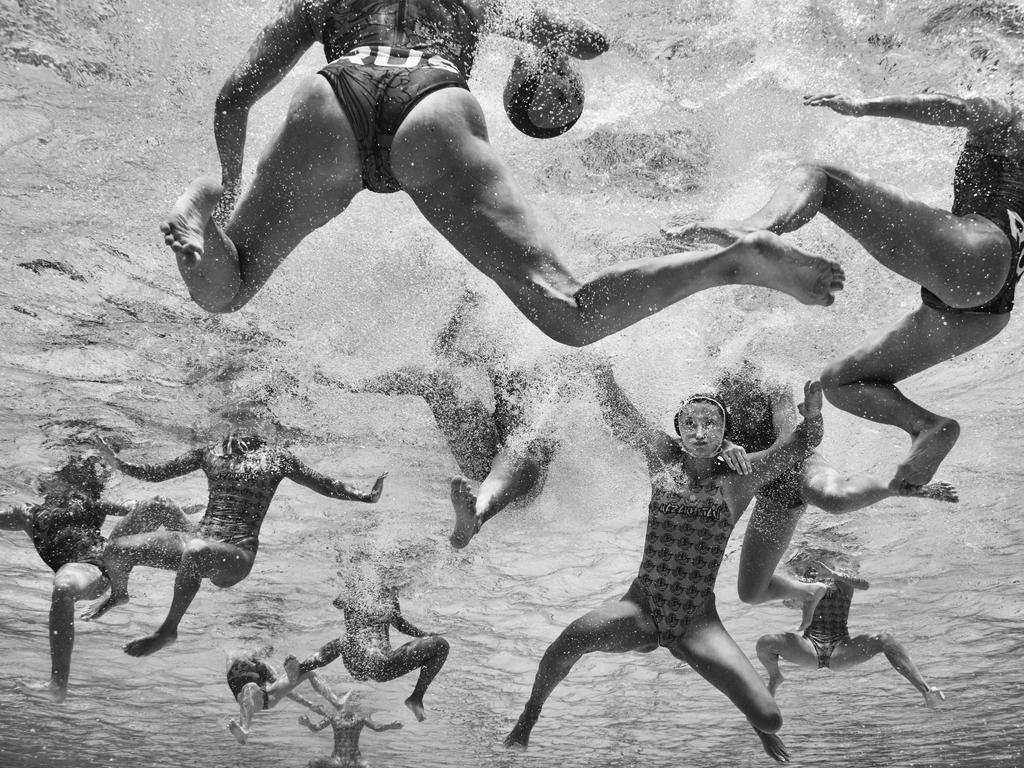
[503,53,585,139]
[674,394,730,437]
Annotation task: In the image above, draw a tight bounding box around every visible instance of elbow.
[569,25,610,59]
[215,84,253,118]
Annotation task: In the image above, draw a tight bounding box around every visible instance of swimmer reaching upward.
[84,433,387,657]
[711,362,956,630]
[676,92,1024,486]
[161,0,842,346]
[296,582,448,721]
[756,553,945,708]
[0,456,199,702]
[505,373,827,763]
[298,685,403,768]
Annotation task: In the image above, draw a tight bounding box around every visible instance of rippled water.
[3,0,1024,766]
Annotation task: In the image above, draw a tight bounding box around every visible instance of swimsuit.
[922,124,1024,314]
[226,658,277,708]
[28,495,108,573]
[802,582,853,668]
[634,465,735,647]
[310,0,481,193]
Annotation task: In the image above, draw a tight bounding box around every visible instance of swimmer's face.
[676,401,726,458]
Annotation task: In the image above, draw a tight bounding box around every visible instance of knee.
[754,706,784,734]
[51,578,79,603]
[736,578,768,606]
[819,356,855,395]
[427,635,450,657]
[755,635,778,656]
[870,631,895,648]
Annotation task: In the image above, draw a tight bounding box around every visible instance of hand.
[366,472,388,503]
[803,93,866,117]
[92,435,122,469]
[797,380,823,420]
[718,440,751,475]
[298,715,312,726]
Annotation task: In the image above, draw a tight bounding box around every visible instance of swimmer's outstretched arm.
[215,0,317,215]
[484,2,609,59]
[592,363,676,469]
[804,92,1013,133]
[815,561,869,591]
[299,714,332,732]
[94,437,204,483]
[364,717,403,732]
[284,456,388,503]
[389,597,435,638]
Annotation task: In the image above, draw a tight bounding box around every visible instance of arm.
[363,717,403,732]
[389,596,432,638]
[485,2,609,59]
[817,562,870,591]
[214,0,318,217]
[740,381,824,494]
[284,454,387,502]
[298,714,332,732]
[94,436,204,483]
[593,363,676,470]
[804,92,1014,133]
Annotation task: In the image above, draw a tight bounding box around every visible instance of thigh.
[773,633,820,668]
[827,634,882,671]
[391,88,581,320]
[817,164,1011,295]
[53,562,108,600]
[738,497,806,595]
[225,75,363,306]
[562,592,660,654]
[106,530,188,569]
[823,303,1009,386]
[672,614,778,721]
[371,637,443,682]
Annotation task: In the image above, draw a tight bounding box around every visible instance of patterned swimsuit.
[802,581,853,668]
[634,465,735,647]
[28,494,108,572]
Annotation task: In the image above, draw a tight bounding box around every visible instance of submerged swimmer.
[505,373,828,763]
[226,651,326,744]
[84,433,387,657]
[755,553,945,708]
[0,456,199,702]
[297,581,448,721]
[713,362,957,629]
[298,685,403,768]
[161,0,843,346]
[676,91,1024,486]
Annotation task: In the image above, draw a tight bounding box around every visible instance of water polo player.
[84,434,386,657]
[0,456,199,701]
[505,373,827,763]
[161,0,843,347]
[678,92,1024,488]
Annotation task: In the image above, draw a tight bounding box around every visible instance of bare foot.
[662,218,758,247]
[123,629,177,657]
[797,583,828,632]
[283,655,301,684]
[924,686,946,708]
[737,230,845,306]
[81,592,128,622]
[404,696,426,722]
[767,670,785,697]
[449,476,479,549]
[228,719,249,744]
[15,679,67,703]
[893,479,958,503]
[754,727,790,763]
[894,418,960,487]
[160,176,223,260]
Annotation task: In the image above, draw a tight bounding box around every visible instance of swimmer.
[297,582,448,721]
[298,684,403,768]
[84,433,387,657]
[0,455,199,702]
[161,1,843,346]
[755,553,945,708]
[226,652,324,744]
[713,362,957,630]
[676,92,1024,486]
[505,372,828,763]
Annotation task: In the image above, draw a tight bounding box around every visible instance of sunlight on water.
[2,0,1024,766]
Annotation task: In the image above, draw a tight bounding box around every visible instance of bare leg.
[392,89,844,348]
[504,593,658,750]
[671,614,788,763]
[229,682,266,744]
[81,530,188,621]
[161,75,361,313]
[801,453,958,512]
[16,563,107,702]
[124,537,255,657]
[107,497,198,539]
[355,635,450,721]
[755,633,819,697]
[821,305,1008,485]
[830,633,945,707]
[737,498,826,631]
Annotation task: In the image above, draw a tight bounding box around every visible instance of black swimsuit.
[28,494,108,573]
[921,125,1024,314]
[313,0,481,192]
